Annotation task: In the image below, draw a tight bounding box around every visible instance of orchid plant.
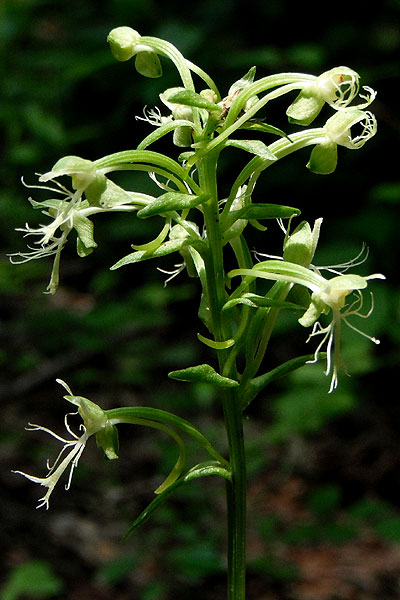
[12,26,384,599]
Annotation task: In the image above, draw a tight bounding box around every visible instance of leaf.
[122,462,231,541]
[167,89,222,114]
[169,364,239,388]
[137,119,196,151]
[137,192,210,218]
[225,139,277,160]
[242,353,327,409]
[131,220,170,252]
[240,121,292,140]
[240,203,301,220]
[223,293,304,312]
[222,203,301,233]
[110,237,195,269]
[197,333,235,350]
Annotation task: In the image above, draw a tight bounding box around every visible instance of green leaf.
[242,353,326,409]
[110,237,195,269]
[137,192,210,218]
[167,89,222,114]
[137,119,197,151]
[240,121,292,140]
[223,293,304,312]
[242,203,300,220]
[222,204,300,235]
[197,333,235,350]
[169,364,239,388]
[225,139,277,161]
[122,462,231,541]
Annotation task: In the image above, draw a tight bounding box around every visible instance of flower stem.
[197,152,247,600]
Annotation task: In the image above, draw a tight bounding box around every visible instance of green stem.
[197,152,247,600]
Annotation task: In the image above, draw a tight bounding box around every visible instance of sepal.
[286,87,324,125]
[307,140,338,174]
[135,49,162,78]
[96,424,119,460]
[107,26,141,61]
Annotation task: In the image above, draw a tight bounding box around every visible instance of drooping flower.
[13,380,111,509]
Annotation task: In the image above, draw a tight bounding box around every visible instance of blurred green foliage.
[1,1,399,599]
[0,560,64,600]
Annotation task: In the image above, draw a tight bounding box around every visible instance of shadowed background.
[1,1,399,599]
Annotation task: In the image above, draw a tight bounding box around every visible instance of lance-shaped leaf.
[240,121,292,140]
[137,119,198,151]
[197,333,235,350]
[225,139,277,161]
[241,353,327,409]
[223,293,304,312]
[137,192,210,218]
[122,461,231,541]
[169,364,239,388]
[222,203,300,232]
[167,89,222,115]
[110,237,198,269]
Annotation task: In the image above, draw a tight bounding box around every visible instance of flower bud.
[107,26,141,61]
[283,219,322,267]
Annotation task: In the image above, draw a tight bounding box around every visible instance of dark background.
[1,1,399,599]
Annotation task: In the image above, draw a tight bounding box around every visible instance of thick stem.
[197,153,247,600]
